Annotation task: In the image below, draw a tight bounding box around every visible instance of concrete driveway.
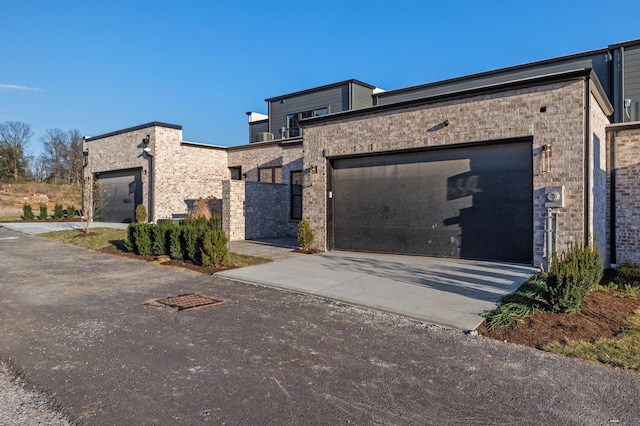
[218,251,536,330]
[1,226,640,424]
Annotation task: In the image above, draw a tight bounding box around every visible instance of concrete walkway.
[218,250,536,330]
[0,221,128,234]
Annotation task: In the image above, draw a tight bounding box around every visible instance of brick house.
[84,39,640,268]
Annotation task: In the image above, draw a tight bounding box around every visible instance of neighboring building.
[84,38,640,268]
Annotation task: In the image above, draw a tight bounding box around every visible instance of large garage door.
[94,169,142,223]
[329,140,533,263]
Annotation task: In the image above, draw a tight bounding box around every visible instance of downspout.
[609,131,617,264]
[584,78,591,245]
[146,152,154,222]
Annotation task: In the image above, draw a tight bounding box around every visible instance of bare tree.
[40,128,84,184]
[82,180,109,233]
[0,121,33,181]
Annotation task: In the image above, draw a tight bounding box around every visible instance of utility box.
[545,186,565,208]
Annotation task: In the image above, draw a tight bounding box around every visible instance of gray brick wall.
[222,180,297,240]
[302,79,604,267]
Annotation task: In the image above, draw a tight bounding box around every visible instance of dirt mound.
[0,182,82,216]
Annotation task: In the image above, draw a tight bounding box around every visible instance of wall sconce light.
[82,151,89,167]
[541,143,552,173]
[142,135,150,146]
[143,169,148,177]
[443,119,450,126]
[311,165,318,174]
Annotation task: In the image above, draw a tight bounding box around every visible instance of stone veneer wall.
[150,127,228,221]
[222,180,297,240]
[83,125,159,220]
[302,79,604,267]
[611,125,640,265]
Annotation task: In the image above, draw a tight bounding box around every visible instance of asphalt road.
[1,226,639,425]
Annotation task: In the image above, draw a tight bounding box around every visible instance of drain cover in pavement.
[157,294,223,311]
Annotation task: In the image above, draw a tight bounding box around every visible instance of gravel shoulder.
[0,360,73,425]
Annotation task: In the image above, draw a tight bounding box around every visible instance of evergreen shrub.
[135,204,148,223]
[38,204,48,220]
[546,242,603,313]
[201,229,228,267]
[53,204,63,219]
[22,204,35,220]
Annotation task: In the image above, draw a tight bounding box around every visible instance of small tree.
[53,204,64,219]
[201,229,228,268]
[38,204,48,220]
[82,180,109,233]
[66,204,76,219]
[22,204,34,220]
[135,204,148,223]
[297,219,315,253]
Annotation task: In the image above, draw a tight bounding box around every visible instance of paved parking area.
[1,226,640,424]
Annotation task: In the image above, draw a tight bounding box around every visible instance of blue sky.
[2,1,640,158]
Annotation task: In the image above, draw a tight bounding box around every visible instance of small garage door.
[94,169,142,223]
[329,140,532,263]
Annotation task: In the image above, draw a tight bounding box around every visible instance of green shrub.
[132,223,152,255]
[66,205,76,219]
[546,242,603,313]
[135,204,148,223]
[183,226,204,263]
[22,204,35,220]
[125,223,137,252]
[209,213,222,231]
[38,204,48,220]
[150,223,170,256]
[201,229,228,267]
[297,219,315,252]
[53,204,64,219]
[615,262,640,287]
[168,226,184,260]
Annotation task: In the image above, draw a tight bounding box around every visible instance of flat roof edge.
[265,79,376,102]
[84,122,182,142]
[303,69,593,126]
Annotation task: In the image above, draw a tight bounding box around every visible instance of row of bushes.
[125,218,228,268]
[23,203,76,220]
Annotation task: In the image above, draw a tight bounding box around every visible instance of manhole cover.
[157,294,223,311]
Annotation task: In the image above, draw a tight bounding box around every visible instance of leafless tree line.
[0,121,84,184]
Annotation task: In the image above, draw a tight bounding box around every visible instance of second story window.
[286,107,328,138]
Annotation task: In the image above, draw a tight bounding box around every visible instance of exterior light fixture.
[82,151,89,167]
[311,165,318,174]
[142,135,150,146]
[541,143,552,173]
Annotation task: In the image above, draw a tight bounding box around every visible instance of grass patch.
[40,228,271,267]
[544,307,640,371]
[40,228,127,251]
[0,214,24,221]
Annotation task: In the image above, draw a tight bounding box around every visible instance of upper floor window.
[259,166,283,183]
[286,107,328,138]
[229,167,242,180]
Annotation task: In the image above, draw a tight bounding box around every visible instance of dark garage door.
[329,140,533,263]
[94,169,142,223]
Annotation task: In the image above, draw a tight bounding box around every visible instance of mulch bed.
[477,290,640,349]
[98,247,232,275]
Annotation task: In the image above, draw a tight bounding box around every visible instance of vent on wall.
[255,132,274,143]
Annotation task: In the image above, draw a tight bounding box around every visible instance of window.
[285,107,328,138]
[291,171,302,220]
[229,167,242,180]
[259,166,282,183]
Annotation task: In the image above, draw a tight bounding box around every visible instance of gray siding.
[269,84,349,138]
[376,53,611,106]
[351,82,375,110]
[248,120,269,143]
[624,45,640,121]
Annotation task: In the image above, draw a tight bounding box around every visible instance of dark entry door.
[94,169,142,223]
[329,140,532,263]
